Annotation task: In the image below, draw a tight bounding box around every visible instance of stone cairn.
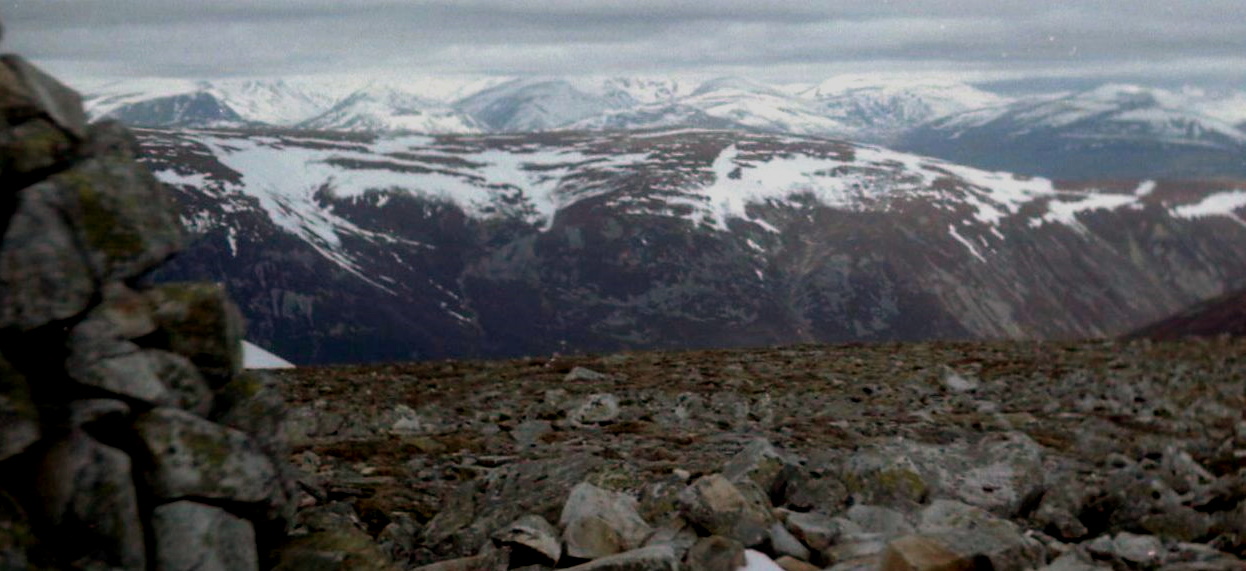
[0,27,297,571]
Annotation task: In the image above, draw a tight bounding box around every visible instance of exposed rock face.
[0,35,296,570]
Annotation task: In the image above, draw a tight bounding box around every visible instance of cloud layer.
[4,1,1245,87]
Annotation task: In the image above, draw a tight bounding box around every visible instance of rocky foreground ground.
[275,338,1246,570]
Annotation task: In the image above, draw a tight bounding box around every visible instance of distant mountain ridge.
[86,76,1246,180]
[136,126,1246,363]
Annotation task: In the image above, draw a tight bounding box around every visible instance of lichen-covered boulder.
[50,122,183,281]
[151,501,258,571]
[560,482,652,560]
[678,474,772,547]
[133,407,280,505]
[842,432,1045,517]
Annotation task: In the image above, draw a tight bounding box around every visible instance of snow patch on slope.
[243,341,294,369]
[1171,190,1246,223]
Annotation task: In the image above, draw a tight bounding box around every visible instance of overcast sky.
[4,0,1246,91]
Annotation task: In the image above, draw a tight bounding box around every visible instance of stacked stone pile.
[0,29,296,570]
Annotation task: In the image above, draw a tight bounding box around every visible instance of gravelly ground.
[273,338,1246,566]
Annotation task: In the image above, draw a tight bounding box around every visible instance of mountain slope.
[803,76,1007,142]
[899,84,1246,179]
[300,86,482,133]
[1126,286,1246,340]
[455,79,619,132]
[135,127,1246,363]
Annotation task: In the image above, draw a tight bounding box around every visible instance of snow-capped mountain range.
[139,126,1246,363]
[85,75,1246,179]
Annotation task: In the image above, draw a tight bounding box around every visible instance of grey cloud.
[3,0,1245,87]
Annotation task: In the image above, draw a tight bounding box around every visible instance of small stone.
[272,527,402,571]
[569,393,622,426]
[563,545,679,570]
[679,474,772,547]
[1039,550,1111,571]
[845,504,914,537]
[723,438,789,494]
[881,527,1046,571]
[512,420,552,448]
[151,501,258,571]
[133,407,280,505]
[942,367,979,392]
[768,521,811,562]
[561,482,652,559]
[389,404,425,435]
[565,366,610,382]
[784,510,842,551]
[685,536,745,571]
[878,535,965,571]
[1085,532,1165,567]
[741,550,786,571]
[775,555,821,571]
[493,514,561,566]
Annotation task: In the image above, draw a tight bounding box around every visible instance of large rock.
[151,501,258,571]
[28,430,146,570]
[678,474,772,547]
[723,438,789,495]
[133,407,280,506]
[146,282,244,387]
[430,454,604,558]
[52,122,184,281]
[0,178,96,330]
[842,432,1045,516]
[560,482,652,560]
[0,55,87,138]
[880,525,1046,571]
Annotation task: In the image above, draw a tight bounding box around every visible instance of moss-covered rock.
[0,118,75,180]
[146,282,244,387]
[54,122,183,281]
